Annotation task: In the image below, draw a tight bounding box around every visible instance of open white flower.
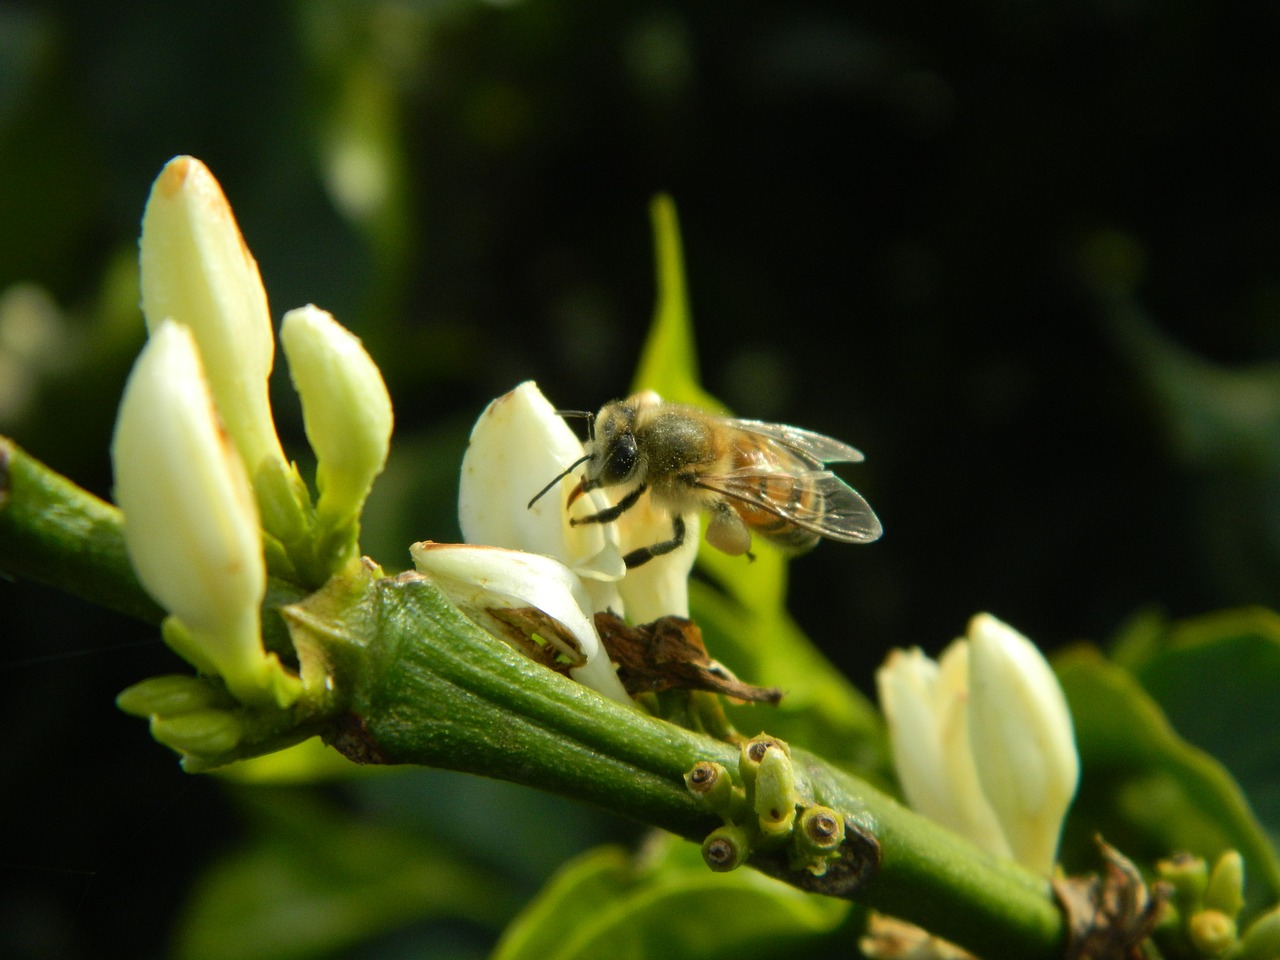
[410,541,632,702]
[459,381,625,594]
[877,613,1078,877]
[111,321,300,707]
[458,380,698,620]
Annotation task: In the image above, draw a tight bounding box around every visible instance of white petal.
[878,648,950,817]
[967,613,1079,876]
[613,495,699,621]
[877,643,1012,860]
[411,542,632,703]
[112,322,264,633]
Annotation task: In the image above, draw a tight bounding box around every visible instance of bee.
[528,392,882,568]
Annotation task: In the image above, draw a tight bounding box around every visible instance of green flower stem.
[0,437,163,624]
[313,570,1065,960]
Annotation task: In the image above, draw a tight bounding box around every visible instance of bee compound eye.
[603,433,638,483]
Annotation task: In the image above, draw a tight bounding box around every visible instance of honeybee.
[528,392,882,568]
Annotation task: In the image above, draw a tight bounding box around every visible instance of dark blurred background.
[3,0,1280,957]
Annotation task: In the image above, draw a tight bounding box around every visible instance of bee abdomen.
[734,473,821,555]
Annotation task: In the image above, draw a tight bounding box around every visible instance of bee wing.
[724,418,865,466]
[697,469,883,544]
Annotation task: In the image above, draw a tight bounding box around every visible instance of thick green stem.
[309,570,1065,960]
[0,437,163,623]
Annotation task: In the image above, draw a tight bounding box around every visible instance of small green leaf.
[492,836,851,960]
[1129,608,1280,840]
[215,736,380,784]
[630,194,723,414]
[1055,647,1280,912]
[174,787,512,960]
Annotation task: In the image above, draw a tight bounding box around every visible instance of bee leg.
[622,515,686,569]
[569,483,647,526]
[704,502,753,556]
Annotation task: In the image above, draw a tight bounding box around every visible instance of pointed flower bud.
[410,541,632,703]
[111,320,300,707]
[876,643,1014,862]
[139,156,286,485]
[967,613,1079,877]
[280,305,393,533]
[877,613,1078,877]
[1204,850,1245,919]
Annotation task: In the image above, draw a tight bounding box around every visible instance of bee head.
[584,398,644,491]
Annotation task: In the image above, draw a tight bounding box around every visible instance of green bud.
[739,734,790,789]
[685,761,733,812]
[702,824,752,873]
[789,805,847,877]
[753,745,798,838]
[796,805,846,855]
[1157,853,1209,918]
[150,709,244,757]
[1239,904,1280,960]
[116,675,228,717]
[1187,909,1237,957]
[1204,850,1245,919]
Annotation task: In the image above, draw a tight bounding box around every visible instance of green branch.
[292,568,1065,960]
[0,437,163,623]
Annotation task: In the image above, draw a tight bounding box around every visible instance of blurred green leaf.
[492,836,851,960]
[1102,295,1280,606]
[174,787,513,960]
[1055,647,1280,914]
[1122,608,1280,843]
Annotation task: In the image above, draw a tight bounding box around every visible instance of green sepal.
[116,673,232,717]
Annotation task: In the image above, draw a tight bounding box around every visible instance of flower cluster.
[113,156,392,712]
[877,613,1079,877]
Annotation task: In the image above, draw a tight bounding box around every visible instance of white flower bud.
[877,645,1014,862]
[111,321,298,707]
[877,613,1078,877]
[410,542,632,703]
[139,156,285,483]
[279,305,393,527]
[967,613,1079,877]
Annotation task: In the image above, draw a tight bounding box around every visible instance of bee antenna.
[527,452,592,509]
[554,409,596,441]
